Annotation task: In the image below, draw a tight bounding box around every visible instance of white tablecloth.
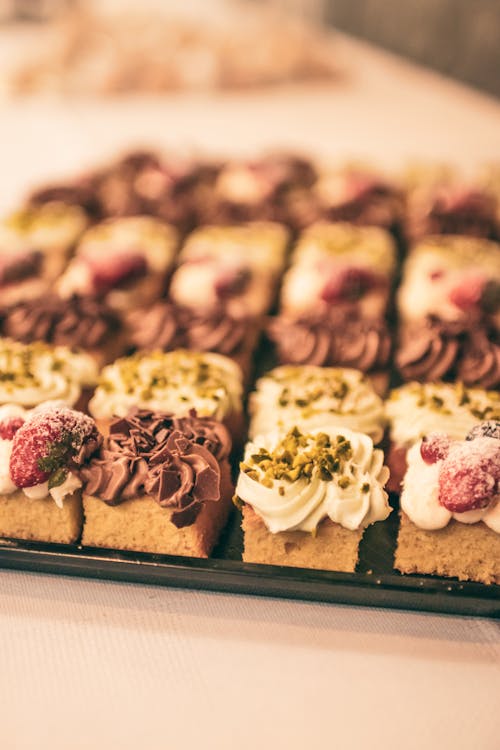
[0,32,499,750]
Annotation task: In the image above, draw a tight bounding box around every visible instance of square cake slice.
[81,409,234,558]
[235,425,391,572]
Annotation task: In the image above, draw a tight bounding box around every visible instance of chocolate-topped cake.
[396,317,500,390]
[0,295,126,368]
[81,408,234,557]
[267,309,391,395]
[128,302,259,378]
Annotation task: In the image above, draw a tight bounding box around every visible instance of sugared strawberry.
[448,275,486,311]
[9,408,100,488]
[438,438,500,513]
[420,433,451,465]
[466,420,500,442]
[88,252,147,294]
[321,267,380,304]
[0,417,25,441]
[214,266,252,298]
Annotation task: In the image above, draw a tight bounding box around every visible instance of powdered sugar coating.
[9,407,99,488]
[420,433,451,464]
[438,437,500,513]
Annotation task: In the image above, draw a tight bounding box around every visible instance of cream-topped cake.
[249,365,385,444]
[397,235,500,327]
[57,216,178,309]
[395,422,500,584]
[89,349,244,439]
[0,404,102,543]
[385,381,500,492]
[236,425,391,571]
[0,338,98,409]
[0,202,88,305]
[281,222,396,316]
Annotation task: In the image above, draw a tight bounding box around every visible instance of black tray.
[1,505,498,618]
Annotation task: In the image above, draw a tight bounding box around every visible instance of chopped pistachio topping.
[390,382,500,420]
[0,340,73,391]
[242,428,353,489]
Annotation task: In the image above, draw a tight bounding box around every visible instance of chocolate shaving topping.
[0,250,43,287]
[80,408,232,526]
[0,294,122,348]
[397,317,500,389]
[267,309,391,372]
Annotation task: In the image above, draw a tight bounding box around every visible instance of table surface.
[0,30,499,750]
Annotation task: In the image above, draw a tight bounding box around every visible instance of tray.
[1,504,498,618]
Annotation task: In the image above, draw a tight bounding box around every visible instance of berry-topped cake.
[385,382,500,492]
[281,222,396,318]
[0,202,88,305]
[235,425,391,571]
[397,235,500,329]
[395,421,500,584]
[56,215,178,310]
[0,404,102,543]
[89,349,244,441]
[81,409,233,557]
[0,338,98,411]
[170,223,289,317]
[249,365,386,444]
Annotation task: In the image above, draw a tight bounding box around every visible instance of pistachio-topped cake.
[385,381,500,491]
[0,338,98,409]
[281,222,396,317]
[89,349,244,438]
[236,425,391,571]
[249,365,385,444]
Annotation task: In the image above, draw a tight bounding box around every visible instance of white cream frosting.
[89,349,243,420]
[236,426,391,533]
[291,222,396,275]
[249,366,386,444]
[401,441,500,533]
[170,259,272,316]
[76,216,178,273]
[0,339,97,408]
[386,382,500,447]
[0,404,83,507]
[0,202,87,254]
[397,235,500,323]
[180,223,289,275]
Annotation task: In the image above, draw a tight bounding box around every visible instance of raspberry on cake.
[56,216,178,310]
[397,235,500,329]
[0,404,102,543]
[88,349,244,442]
[395,421,500,584]
[312,166,405,237]
[280,222,396,318]
[235,425,391,572]
[249,365,386,444]
[0,294,127,368]
[385,382,500,493]
[0,338,98,412]
[81,409,233,557]
[267,308,391,395]
[170,222,289,317]
[0,202,88,305]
